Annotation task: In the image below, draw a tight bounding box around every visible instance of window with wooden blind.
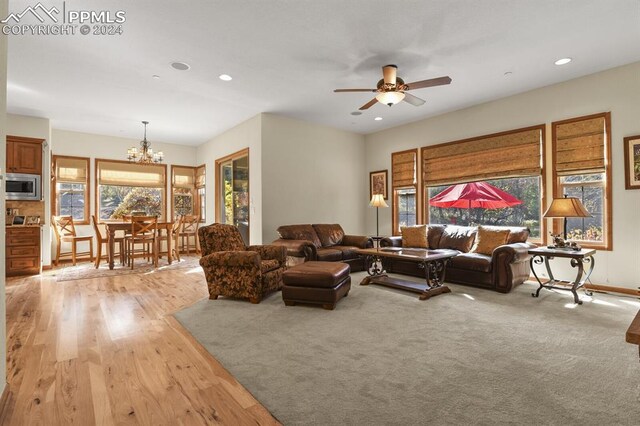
[552,112,612,250]
[422,125,545,239]
[171,165,196,219]
[391,149,418,235]
[52,155,90,223]
[195,164,206,222]
[95,159,167,221]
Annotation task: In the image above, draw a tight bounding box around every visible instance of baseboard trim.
[42,264,52,270]
[528,276,639,297]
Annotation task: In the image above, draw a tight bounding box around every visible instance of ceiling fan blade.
[334,88,376,93]
[405,76,452,90]
[403,92,426,106]
[359,97,379,110]
[383,64,397,85]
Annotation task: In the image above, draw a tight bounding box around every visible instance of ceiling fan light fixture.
[376,91,405,106]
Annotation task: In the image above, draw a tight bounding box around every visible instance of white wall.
[50,129,198,258]
[6,114,52,266]
[196,114,262,244]
[261,114,367,243]
[0,0,8,398]
[365,61,640,290]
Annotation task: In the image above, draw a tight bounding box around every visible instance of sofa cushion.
[316,248,343,262]
[312,224,345,247]
[427,225,446,249]
[449,253,492,273]
[506,227,530,244]
[438,226,477,252]
[401,225,428,248]
[471,225,510,256]
[330,245,359,260]
[277,224,322,248]
[260,259,281,274]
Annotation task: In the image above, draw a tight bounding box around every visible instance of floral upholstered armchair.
[198,223,287,304]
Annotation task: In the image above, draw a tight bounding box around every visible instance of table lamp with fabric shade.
[543,195,591,240]
[369,193,389,237]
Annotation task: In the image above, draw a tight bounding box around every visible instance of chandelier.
[127,121,164,164]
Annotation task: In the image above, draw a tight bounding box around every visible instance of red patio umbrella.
[429,181,522,209]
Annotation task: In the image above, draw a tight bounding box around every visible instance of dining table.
[104,220,175,270]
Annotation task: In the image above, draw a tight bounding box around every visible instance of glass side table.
[528,247,595,305]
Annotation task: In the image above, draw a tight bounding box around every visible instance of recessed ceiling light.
[171,61,191,71]
[554,57,572,66]
[219,74,233,81]
[152,75,161,80]
[374,117,383,121]
[350,111,362,116]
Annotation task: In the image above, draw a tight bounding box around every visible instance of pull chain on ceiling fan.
[334,64,452,110]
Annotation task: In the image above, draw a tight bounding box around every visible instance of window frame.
[391,148,420,235]
[51,155,90,224]
[170,164,196,220]
[94,158,167,223]
[421,125,546,243]
[551,112,612,250]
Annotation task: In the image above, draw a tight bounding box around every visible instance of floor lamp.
[369,194,389,237]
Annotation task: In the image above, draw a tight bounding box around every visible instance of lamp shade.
[543,196,591,218]
[369,193,389,208]
[375,91,405,106]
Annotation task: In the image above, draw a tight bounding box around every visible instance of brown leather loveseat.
[381,225,535,293]
[271,224,373,272]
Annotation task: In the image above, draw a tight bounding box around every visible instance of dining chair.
[179,215,200,254]
[52,215,94,266]
[126,215,158,269]
[156,218,182,263]
[91,215,125,269]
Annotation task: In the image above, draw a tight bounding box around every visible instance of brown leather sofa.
[271,224,373,272]
[380,225,535,293]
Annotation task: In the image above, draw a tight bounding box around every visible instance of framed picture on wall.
[369,170,388,200]
[624,135,640,190]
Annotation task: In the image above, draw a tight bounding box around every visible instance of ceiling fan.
[334,64,452,110]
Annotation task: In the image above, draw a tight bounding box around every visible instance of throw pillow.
[471,226,510,256]
[401,225,428,248]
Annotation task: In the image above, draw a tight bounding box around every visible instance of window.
[552,112,611,249]
[171,165,195,219]
[427,176,542,238]
[391,149,418,235]
[195,164,206,222]
[96,159,166,221]
[52,155,89,223]
[422,125,545,240]
[215,149,249,244]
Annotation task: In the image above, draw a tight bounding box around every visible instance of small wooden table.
[529,247,595,305]
[356,247,458,300]
[627,310,640,360]
[104,221,175,270]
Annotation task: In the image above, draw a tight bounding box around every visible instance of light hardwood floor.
[2,258,279,425]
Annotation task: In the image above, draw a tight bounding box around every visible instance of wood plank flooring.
[2,258,280,425]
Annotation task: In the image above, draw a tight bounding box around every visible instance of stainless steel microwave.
[6,173,41,201]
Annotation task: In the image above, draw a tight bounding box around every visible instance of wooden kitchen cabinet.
[6,136,43,174]
[6,226,41,276]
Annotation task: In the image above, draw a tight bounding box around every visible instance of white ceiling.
[6,0,640,146]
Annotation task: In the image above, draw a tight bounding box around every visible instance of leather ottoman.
[282,261,351,310]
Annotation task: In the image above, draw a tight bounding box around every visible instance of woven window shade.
[172,166,195,188]
[422,127,543,187]
[97,161,165,188]
[56,157,88,183]
[554,116,605,175]
[195,165,206,188]
[392,150,417,188]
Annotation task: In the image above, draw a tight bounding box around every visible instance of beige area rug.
[175,272,640,426]
[55,256,200,282]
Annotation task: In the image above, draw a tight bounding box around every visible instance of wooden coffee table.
[356,247,458,300]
